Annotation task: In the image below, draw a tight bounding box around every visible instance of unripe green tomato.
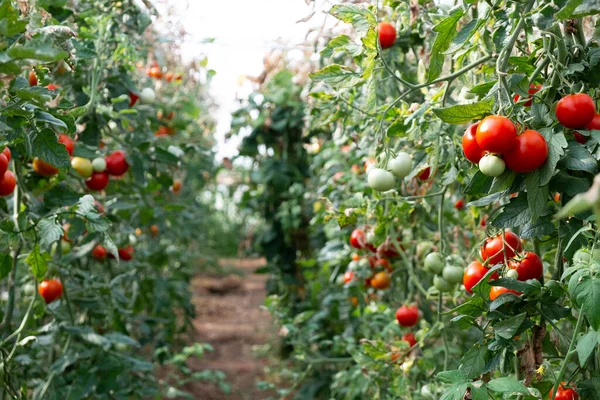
[61,240,72,255]
[388,152,412,179]
[442,265,464,284]
[140,87,156,104]
[433,275,453,293]
[506,269,519,279]
[368,168,396,192]
[573,248,591,264]
[420,384,435,399]
[416,241,435,258]
[71,157,93,178]
[113,342,130,352]
[37,179,48,189]
[348,261,359,271]
[22,283,35,296]
[357,258,370,269]
[424,252,444,274]
[479,155,505,177]
[92,157,107,172]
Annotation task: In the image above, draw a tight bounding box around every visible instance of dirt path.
[184,258,276,399]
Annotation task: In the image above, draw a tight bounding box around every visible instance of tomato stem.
[550,308,585,400]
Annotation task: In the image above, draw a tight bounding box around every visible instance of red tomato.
[118,246,134,261]
[0,171,16,196]
[350,228,366,249]
[455,199,465,210]
[462,122,484,163]
[105,150,129,176]
[586,113,600,130]
[489,286,520,300]
[94,201,105,214]
[508,252,543,281]
[29,70,38,86]
[573,132,588,144]
[396,304,419,327]
[514,84,541,107]
[343,271,355,283]
[33,158,58,177]
[86,171,110,191]
[377,239,401,258]
[476,116,517,153]
[378,22,397,49]
[92,245,107,260]
[550,384,579,400]
[417,167,430,181]
[46,83,59,91]
[129,91,139,107]
[402,332,417,347]
[463,261,498,294]
[482,232,523,265]
[503,130,548,173]
[375,258,392,271]
[2,147,10,162]
[556,93,596,129]
[58,134,75,156]
[38,279,63,304]
[165,72,174,82]
[0,154,7,176]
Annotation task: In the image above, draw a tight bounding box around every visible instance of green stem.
[438,186,448,255]
[551,309,585,400]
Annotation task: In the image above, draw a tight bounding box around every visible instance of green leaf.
[550,172,591,197]
[26,245,49,280]
[437,370,468,384]
[309,64,363,89]
[487,377,528,394]
[464,171,493,195]
[329,4,376,35]
[0,253,13,280]
[539,130,567,186]
[446,296,486,317]
[440,383,469,400]
[0,0,28,36]
[466,191,505,207]
[459,343,487,379]
[559,142,598,174]
[10,77,52,104]
[494,312,527,339]
[524,171,549,221]
[470,383,489,400]
[556,0,584,19]
[32,129,71,169]
[576,330,598,367]
[570,275,600,329]
[37,217,63,251]
[427,9,464,82]
[35,111,68,131]
[445,19,481,54]
[578,377,600,400]
[7,36,69,62]
[520,215,555,239]
[320,35,362,58]
[387,119,409,137]
[433,97,494,124]
[490,170,516,193]
[491,195,531,229]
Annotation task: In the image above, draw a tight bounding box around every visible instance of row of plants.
[231,0,600,398]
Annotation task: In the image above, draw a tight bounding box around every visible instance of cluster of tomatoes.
[145,62,182,83]
[345,228,397,290]
[395,304,419,349]
[366,152,417,192]
[0,147,16,197]
[423,251,464,293]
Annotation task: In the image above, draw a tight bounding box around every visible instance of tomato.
[351,253,360,262]
[417,167,431,181]
[29,70,38,86]
[442,265,464,284]
[396,304,419,327]
[372,258,392,272]
[378,22,396,49]
[71,157,93,178]
[586,113,600,130]
[92,245,107,260]
[2,147,11,162]
[171,179,182,193]
[462,122,484,163]
[455,199,464,210]
[140,87,156,103]
[58,134,75,156]
[86,171,110,191]
[105,150,129,176]
[377,239,401,258]
[364,158,376,173]
[489,286,520,300]
[463,261,498,294]
[479,154,505,177]
[118,246,134,261]
[371,271,391,289]
[165,71,174,82]
[60,240,72,255]
[402,332,417,347]
[508,252,543,281]
[0,154,8,176]
[503,130,548,173]
[514,84,541,107]
[556,93,596,129]
[155,126,173,137]
[482,232,523,265]
[550,384,579,400]
[476,116,517,153]
[38,279,63,304]
[46,83,59,91]
[424,252,444,274]
[388,152,412,179]
[0,171,16,196]
[150,224,159,237]
[128,91,139,107]
[33,158,59,176]
[92,157,107,172]
[506,269,519,279]
[343,271,355,284]
[350,228,367,249]
[573,131,588,144]
[433,275,454,292]
[147,65,163,79]
[368,168,396,191]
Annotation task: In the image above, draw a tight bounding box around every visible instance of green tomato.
[367,168,396,192]
[479,155,505,177]
[506,269,519,279]
[37,179,48,189]
[416,241,435,258]
[573,248,591,264]
[22,283,35,296]
[113,342,130,352]
[388,152,412,179]
[92,157,107,172]
[592,248,600,262]
[61,240,72,255]
[424,252,444,274]
[433,275,453,293]
[442,265,464,284]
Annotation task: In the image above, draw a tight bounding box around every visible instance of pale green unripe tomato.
[433,275,453,293]
[388,152,412,179]
[140,87,156,103]
[424,252,444,274]
[479,155,505,177]
[92,157,107,172]
[506,269,519,279]
[573,248,591,264]
[442,265,464,284]
[368,168,396,192]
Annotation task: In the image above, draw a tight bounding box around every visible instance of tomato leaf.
[464,171,493,195]
[494,312,527,340]
[520,215,555,239]
[35,111,68,131]
[0,253,13,281]
[446,296,486,317]
[329,4,376,35]
[440,383,469,400]
[427,8,464,82]
[459,343,487,379]
[32,128,71,169]
[559,142,598,174]
[578,377,600,400]
[576,330,598,367]
[469,383,489,400]
[320,35,362,58]
[432,97,494,124]
[444,19,481,54]
[569,275,600,329]
[491,195,531,228]
[556,0,584,19]
[437,370,468,384]
[309,64,363,89]
[37,217,63,251]
[387,118,409,137]
[492,278,542,296]
[26,245,49,281]
[487,377,529,394]
[7,35,69,62]
[524,171,549,221]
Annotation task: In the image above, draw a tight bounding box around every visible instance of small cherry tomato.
[479,154,505,177]
[86,171,110,191]
[462,122,484,163]
[455,199,465,210]
[482,232,523,265]
[371,271,391,289]
[378,22,396,49]
[2,147,11,162]
[508,252,543,281]
[573,131,588,144]
[417,167,430,181]
[350,229,366,249]
[514,84,541,107]
[388,152,412,179]
[38,279,63,304]
[424,252,444,274]
[549,383,579,400]
[33,158,59,177]
[489,286,520,300]
[0,171,16,196]
[402,332,417,347]
[396,304,419,327]
[442,265,464,284]
[586,113,600,130]
[92,245,107,260]
[0,154,8,176]
[343,271,355,284]
[556,93,596,129]
[503,130,548,173]
[29,70,38,86]
[476,116,518,153]
[118,246,134,261]
[368,168,396,191]
[58,134,74,156]
[434,275,454,292]
[105,150,129,176]
[463,261,498,294]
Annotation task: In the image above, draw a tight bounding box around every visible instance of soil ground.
[184,258,276,400]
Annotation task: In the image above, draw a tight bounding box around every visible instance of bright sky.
[159,0,332,158]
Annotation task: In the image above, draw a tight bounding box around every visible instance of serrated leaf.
[520,215,555,238]
[560,142,598,174]
[329,4,376,35]
[445,19,481,54]
[459,344,487,379]
[490,170,516,193]
[32,129,71,168]
[103,235,119,260]
[525,171,549,221]
[467,191,505,207]
[387,119,409,137]
[437,370,468,384]
[37,217,63,251]
[556,0,584,19]
[571,275,600,329]
[494,312,527,339]
[7,36,69,62]
[433,97,494,124]
[487,377,528,394]
[576,330,598,367]
[35,111,68,130]
[0,253,13,280]
[320,35,362,58]
[464,171,493,195]
[26,245,48,280]
[539,130,567,185]
[428,9,464,82]
[309,64,363,89]
[491,195,531,228]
